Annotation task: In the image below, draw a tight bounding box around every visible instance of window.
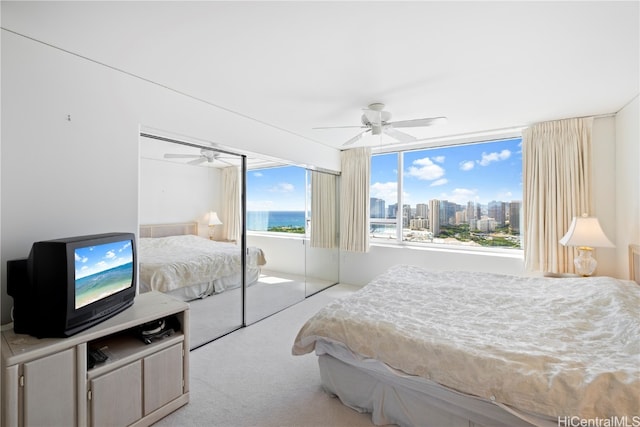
[246,165,308,235]
[370,137,522,249]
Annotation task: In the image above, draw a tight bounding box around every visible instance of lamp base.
[574,247,597,277]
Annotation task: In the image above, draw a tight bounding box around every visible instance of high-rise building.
[509,201,522,233]
[429,199,441,236]
[402,204,412,227]
[466,201,475,221]
[370,197,386,218]
[416,203,428,219]
[387,203,398,219]
[443,200,457,226]
[410,218,428,230]
[477,217,497,232]
[488,201,507,226]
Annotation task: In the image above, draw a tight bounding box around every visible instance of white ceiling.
[3,1,639,151]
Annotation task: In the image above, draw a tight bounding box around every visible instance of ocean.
[75,262,133,309]
[247,211,306,230]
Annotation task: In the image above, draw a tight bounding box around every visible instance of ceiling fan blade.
[383,127,417,143]
[313,125,366,130]
[187,158,206,165]
[389,117,448,128]
[342,129,370,146]
[164,153,202,159]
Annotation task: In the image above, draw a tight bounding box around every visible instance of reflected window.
[246,165,308,235]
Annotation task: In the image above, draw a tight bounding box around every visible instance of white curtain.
[340,147,371,252]
[523,117,593,273]
[310,171,337,248]
[221,166,241,243]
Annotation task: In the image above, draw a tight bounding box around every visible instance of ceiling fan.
[163,148,234,166]
[314,103,447,146]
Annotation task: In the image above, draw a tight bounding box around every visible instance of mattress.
[293,265,640,420]
[138,234,266,294]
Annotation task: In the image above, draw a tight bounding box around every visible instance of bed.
[138,222,266,301]
[293,249,640,427]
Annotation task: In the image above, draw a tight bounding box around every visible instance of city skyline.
[246,137,523,212]
[371,137,523,208]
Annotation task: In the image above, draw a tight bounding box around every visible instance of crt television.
[7,232,137,338]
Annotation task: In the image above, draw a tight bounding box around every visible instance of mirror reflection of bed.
[139,222,310,348]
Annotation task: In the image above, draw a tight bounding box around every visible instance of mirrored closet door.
[244,164,339,325]
[140,135,341,346]
[139,134,245,349]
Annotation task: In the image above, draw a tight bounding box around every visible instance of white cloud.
[269,182,294,193]
[406,157,445,181]
[432,156,445,163]
[253,172,263,177]
[430,178,448,187]
[105,250,116,259]
[478,149,511,166]
[496,190,513,200]
[370,181,398,202]
[438,188,479,205]
[459,160,475,171]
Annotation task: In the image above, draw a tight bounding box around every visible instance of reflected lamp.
[559,214,615,276]
[208,211,222,240]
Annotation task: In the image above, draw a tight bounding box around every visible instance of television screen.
[74,239,134,309]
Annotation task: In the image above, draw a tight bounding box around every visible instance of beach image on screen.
[75,240,134,309]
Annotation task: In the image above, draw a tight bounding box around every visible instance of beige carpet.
[188,270,337,349]
[154,284,379,427]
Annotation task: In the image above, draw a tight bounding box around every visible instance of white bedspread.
[138,235,266,293]
[293,265,640,419]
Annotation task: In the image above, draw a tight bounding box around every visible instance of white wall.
[139,157,221,239]
[247,234,306,277]
[590,116,617,278]
[615,96,640,278]
[0,30,339,324]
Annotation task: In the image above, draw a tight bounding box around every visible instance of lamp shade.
[559,215,614,248]
[208,211,222,226]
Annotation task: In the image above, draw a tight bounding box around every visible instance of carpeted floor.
[154,284,379,427]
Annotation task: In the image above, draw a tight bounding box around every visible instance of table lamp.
[559,214,615,276]
[208,211,222,240]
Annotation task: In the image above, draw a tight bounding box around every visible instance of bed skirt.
[139,267,261,301]
[316,340,557,427]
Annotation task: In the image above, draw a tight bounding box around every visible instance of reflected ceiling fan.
[314,103,447,146]
[163,148,234,166]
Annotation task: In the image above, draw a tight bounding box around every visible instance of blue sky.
[371,138,522,207]
[246,166,307,211]
[75,240,133,279]
[246,137,522,211]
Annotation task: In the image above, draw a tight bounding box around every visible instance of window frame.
[369,130,524,253]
